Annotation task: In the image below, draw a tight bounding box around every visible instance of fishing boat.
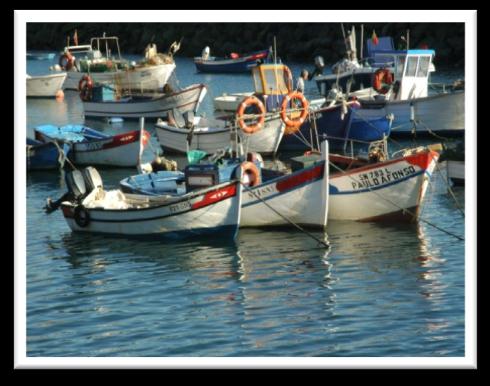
[50,166,242,239]
[194,47,272,73]
[26,138,70,170]
[53,36,176,91]
[34,124,149,167]
[327,49,464,135]
[278,98,392,152]
[27,52,56,60]
[80,80,207,119]
[26,73,67,97]
[120,140,330,228]
[155,63,296,155]
[328,141,440,222]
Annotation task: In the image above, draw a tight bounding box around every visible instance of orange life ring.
[78,75,94,102]
[240,161,261,187]
[236,96,266,134]
[280,91,309,135]
[373,68,393,94]
[59,52,75,71]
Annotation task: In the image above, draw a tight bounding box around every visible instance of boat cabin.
[377,49,435,100]
[251,63,293,111]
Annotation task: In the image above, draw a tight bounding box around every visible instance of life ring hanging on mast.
[78,74,94,102]
[373,68,393,94]
[236,95,266,134]
[280,91,309,135]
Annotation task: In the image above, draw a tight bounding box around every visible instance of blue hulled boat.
[194,47,272,73]
[26,138,70,170]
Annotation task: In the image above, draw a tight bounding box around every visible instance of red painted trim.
[276,164,324,192]
[191,184,237,210]
[102,130,141,150]
[406,150,439,170]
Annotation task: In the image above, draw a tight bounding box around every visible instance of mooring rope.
[328,160,465,241]
[240,181,330,249]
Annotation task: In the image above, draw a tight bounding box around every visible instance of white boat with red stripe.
[240,140,329,228]
[34,124,150,167]
[58,168,242,239]
[328,145,440,222]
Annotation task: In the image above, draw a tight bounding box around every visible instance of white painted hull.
[61,63,176,91]
[83,84,207,118]
[61,181,242,238]
[155,115,285,155]
[357,91,464,133]
[37,129,147,167]
[329,150,439,221]
[26,73,67,97]
[241,141,329,228]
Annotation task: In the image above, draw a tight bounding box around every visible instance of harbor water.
[25,56,465,357]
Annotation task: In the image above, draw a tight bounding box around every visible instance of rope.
[240,182,330,249]
[52,140,76,170]
[328,160,465,241]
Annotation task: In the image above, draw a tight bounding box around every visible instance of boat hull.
[357,91,465,134]
[60,181,242,239]
[241,141,329,228]
[155,115,284,155]
[26,139,69,170]
[329,150,439,222]
[26,73,67,97]
[82,84,207,118]
[194,50,270,73]
[62,63,176,91]
[35,128,147,168]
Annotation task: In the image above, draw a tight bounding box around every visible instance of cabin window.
[405,56,418,77]
[395,56,406,80]
[252,69,264,94]
[417,56,431,78]
[263,69,289,95]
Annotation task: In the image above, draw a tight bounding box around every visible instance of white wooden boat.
[155,114,284,155]
[328,145,440,221]
[34,124,149,167]
[26,73,67,97]
[241,140,329,228]
[58,168,242,239]
[348,50,464,135]
[62,63,176,91]
[54,36,176,91]
[356,90,464,134]
[82,83,207,118]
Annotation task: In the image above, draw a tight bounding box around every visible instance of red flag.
[73,29,78,46]
[372,30,379,46]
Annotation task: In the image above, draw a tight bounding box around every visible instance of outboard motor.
[82,166,103,193]
[201,46,210,60]
[44,169,88,214]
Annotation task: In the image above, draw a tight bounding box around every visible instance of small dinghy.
[46,166,242,240]
[194,47,272,73]
[34,124,149,167]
